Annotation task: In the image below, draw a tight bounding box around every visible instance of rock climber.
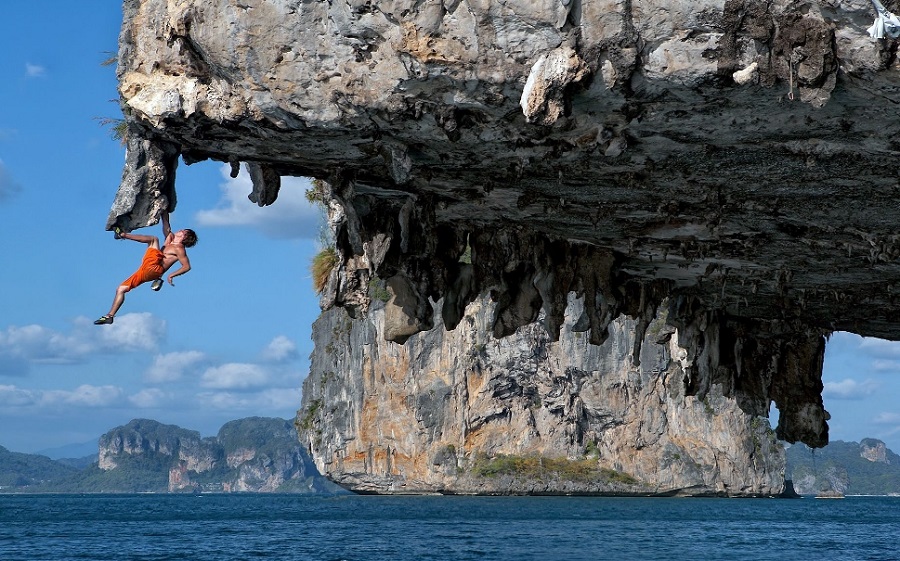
[94,211,197,325]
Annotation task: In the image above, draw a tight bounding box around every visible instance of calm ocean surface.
[1,494,898,561]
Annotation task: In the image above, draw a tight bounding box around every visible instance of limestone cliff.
[298,291,785,496]
[99,418,219,473]
[99,418,337,493]
[111,0,900,448]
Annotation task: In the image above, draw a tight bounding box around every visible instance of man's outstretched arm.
[167,253,192,286]
[161,211,174,244]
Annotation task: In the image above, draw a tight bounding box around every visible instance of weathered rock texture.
[99,418,336,493]
[113,0,900,448]
[298,292,786,496]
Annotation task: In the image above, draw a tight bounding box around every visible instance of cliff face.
[299,292,785,496]
[860,438,891,464]
[111,0,900,448]
[99,418,336,493]
[98,418,219,472]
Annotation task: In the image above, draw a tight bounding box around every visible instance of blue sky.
[0,1,323,453]
[1,2,900,457]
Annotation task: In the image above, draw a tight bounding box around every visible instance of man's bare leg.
[119,232,161,249]
[106,285,130,317]
[95,233,159,324]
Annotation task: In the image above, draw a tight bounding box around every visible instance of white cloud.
[0,381,166,413]
[200,363,269,390]
[261,335,298,362]
[258,387,303,410]
[196,387,301,411]
[145,350,206,383]
[90,313,166,352]
[0,385,39,407]
[25,63,45,77]
[196,391,255,410]
[871,359,900,373]
[0,314,166,369]
[129,388,171,408]
[194,164,323,239]
[873,412,900,425]
[857,337,900,359]
[0,324,93,364]
[38,385,123,408]
[823,378,879,400]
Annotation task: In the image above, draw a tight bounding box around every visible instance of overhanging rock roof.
[111,0,900,447]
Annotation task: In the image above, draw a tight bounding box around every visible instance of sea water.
[0,494,898,561]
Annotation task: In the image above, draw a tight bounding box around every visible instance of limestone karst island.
[106,0,900,496]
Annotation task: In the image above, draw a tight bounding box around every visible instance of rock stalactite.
[112,0,900,448]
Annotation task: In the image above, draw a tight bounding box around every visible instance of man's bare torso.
[161,242,186,271]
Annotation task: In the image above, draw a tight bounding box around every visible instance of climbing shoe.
[113,226,124,240]
[93,315,114,325]
[150,279,163,291]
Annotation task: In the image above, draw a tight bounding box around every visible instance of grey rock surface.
[112,0,900,447]
[298,292,786,496]
[99,418,335,492]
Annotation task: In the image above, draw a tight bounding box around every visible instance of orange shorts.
[121,247,165,291]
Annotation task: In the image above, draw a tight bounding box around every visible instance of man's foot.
[113,226,125,240]
[150,279,163,291]
[93,315,114,325]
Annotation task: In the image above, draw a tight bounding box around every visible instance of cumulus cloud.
[0,381,176,416]
[200,363,269,390]
[0,385,39,407]
[145,350,206,383]
[197,386,301,411]
[261,335,298,363]
[823,378,879,400]
[871,359,900,373]
[258,387,303,410]
[129,388,171,408]
[0,324,95,364]
[0,314,166,370]
[194,164,323,239]
[857,337,900,359]
[873,412,900,425]
[90,313,167,353]
[0,160,22,202]
[0,384,124,409]
[196,391,257,410]
[55,385,123,407]
[25,63,46,77]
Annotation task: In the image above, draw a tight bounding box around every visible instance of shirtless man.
[94,212,198,325]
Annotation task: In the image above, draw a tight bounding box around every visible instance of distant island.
[6,423,900,496]
[785,438,900,496]
[0,417,344,494]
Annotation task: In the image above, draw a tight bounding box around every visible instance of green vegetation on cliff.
[471,453,639,485]
[311,248,337,293]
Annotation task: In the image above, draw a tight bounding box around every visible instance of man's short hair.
[183,229,198,248]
